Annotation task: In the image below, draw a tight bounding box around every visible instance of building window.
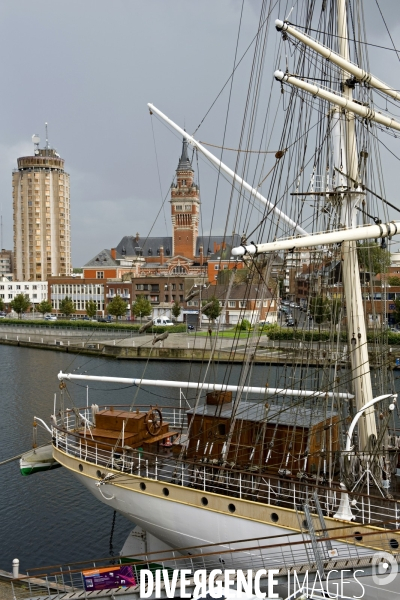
[240,301,246,308]
[172,266,187,274]
[185,204,191,210]
[172,284,176,291]
[175,205,183,211]
[228,301,236,308]
[96,271,104,279]
[214,265,219,270]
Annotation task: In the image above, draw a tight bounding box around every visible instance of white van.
[153,317,174,326]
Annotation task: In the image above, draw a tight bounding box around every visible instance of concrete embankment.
[0,324,399,367]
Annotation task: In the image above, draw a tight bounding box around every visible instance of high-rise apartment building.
[12,135,71,281]
[0,249,13,279]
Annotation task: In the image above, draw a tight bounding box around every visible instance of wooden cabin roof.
[187,401,337,428]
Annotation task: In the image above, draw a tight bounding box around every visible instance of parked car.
[44,315,57,321]
[81,316,90,321]
[153,317,174,326]
[97,317,108,323]
[390,328,400,333]
[187,324,195,331]
[287,319,295,327]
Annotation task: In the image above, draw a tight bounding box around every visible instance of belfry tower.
[170,139,200,259]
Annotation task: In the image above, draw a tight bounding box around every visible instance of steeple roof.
[177,137,193,172]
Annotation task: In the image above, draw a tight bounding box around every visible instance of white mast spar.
[147,103,307,237]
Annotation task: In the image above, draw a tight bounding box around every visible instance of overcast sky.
[1,1,400,266]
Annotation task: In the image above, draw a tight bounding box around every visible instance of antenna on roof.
[45,122,49,149]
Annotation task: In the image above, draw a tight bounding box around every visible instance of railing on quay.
[12,524,400,600]
[53,409,400,531]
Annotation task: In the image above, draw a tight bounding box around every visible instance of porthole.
[140,482,146,491]
[354,531,363,542]
[96,470,102,478]
[271,512,279,523]
[228,503,236,513]
[390,539,399,549]
[162,487,170,496]
[78,464,83,472]
[201,497,208,506]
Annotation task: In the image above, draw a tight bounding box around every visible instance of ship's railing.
[53,426,400,531]
[12,524,400,600]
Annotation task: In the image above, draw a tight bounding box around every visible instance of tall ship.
[26,1,400,597]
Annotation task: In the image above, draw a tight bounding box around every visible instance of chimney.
[199,245,204,266]
[160,246,164,265]
[111,248,116,260]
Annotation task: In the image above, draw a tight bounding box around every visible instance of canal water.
[1,345,399,573]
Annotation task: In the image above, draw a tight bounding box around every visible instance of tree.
[86,299,97,318]
[37,300,53,317]
[236,318,251,331]
[59,296,75,318]
[388,276,400,286]
[394,299,400,325]
[201,297,222,324]
[357,241,391,275]
[132,295,152,321]
[108,295,128,321]
[0,297,4,312]
[171,300,181,320]
[330,299,342,325]
[309,295,331,325]
[10,293,31,318]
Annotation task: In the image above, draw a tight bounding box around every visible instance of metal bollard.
[12,558,19,578]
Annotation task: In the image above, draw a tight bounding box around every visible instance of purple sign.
[83,565,137,591]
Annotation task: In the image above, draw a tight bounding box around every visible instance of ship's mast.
[334,0,377,449]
